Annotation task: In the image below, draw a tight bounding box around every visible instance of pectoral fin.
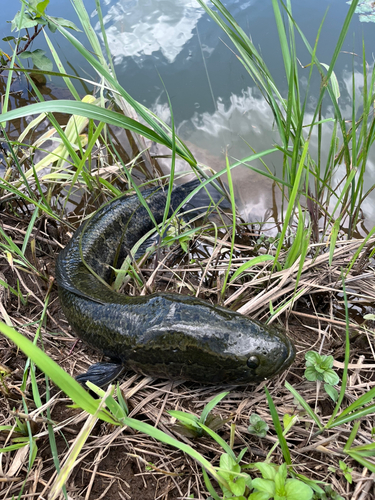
[76,362,126,387]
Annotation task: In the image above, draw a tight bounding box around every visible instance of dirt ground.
[0,208,375,500]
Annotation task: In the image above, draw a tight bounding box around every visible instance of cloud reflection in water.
[95,0,205,64]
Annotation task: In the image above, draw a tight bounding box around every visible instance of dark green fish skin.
[56,181,295,385]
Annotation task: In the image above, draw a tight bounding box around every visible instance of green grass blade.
[49,21,196,164]
[328,403,375,428]
[346,225,375,274]
[344,421,360,452]
[345,451,375,474]
[329,217,341,266]
[273,140,309,268]
[202,468,222,500]
[221,155,237,298]
[198,423,237,461]
[21,208,39,256]
[0,101,173,148]
[43,30,80,100]
[230,255,277,283]
[0,443,29,453]
[326,272,351,426]
[271,0,291,83]
[49,386,115,500]
[265,387,292,464]
[123,416,228,487]
[0,322,116,424]
[348,442,375,455]
[161,83,176,229]
[200,392,229,425]
[283,203,305,269]
[285,381,323,430]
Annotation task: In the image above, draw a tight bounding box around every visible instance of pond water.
[1,0,375,228]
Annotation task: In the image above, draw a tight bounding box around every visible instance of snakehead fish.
[55,180,295,386]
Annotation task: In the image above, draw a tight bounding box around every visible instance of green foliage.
[250,463,313,500]
[196,0,375,275]
[338,461,353,484]
[163,217,195,254]
[248,414,269,438]
[286,281,375,476]
[4,0,80,78]
[0,364,12,396]
[230,255,280,284]
[282,205,310,271]
[265,388,294,465]
[168,392,230,439]
[312,485,344,500]
[19,48,53,71]
[11,10,43,31]
[304,349,340,402]
[0,322,117,424]
[304,351,340,386]
[323,384,338,403]
[217,454,252,498]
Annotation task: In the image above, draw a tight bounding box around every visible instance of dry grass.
[0,206,375,500]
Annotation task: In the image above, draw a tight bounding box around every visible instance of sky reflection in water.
[2,0,375,229]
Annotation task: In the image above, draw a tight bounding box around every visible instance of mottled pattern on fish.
[56,180,295,385]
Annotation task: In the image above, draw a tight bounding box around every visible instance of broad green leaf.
[305,351,320,365]
[324,384,338,402]
[12,12,39,30]
[249,492,271,500]
[254,462,277,480]
[323,369,340,386]
[35,0,49,16]
[230,476,246,496]
[19,49,53,72]
[304,366,320,381]
[252,478,275,495]
[285,479,313,500]
[220,453,238,475]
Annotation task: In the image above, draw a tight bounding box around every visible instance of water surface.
[2,0,375,228]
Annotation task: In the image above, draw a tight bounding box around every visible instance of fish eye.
[247,356,260,369]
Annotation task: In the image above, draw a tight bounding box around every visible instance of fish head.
[181,311,296,384]
[140,297,296,385]
[219,318,296,384]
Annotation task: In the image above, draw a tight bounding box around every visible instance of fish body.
[56,180,295,385]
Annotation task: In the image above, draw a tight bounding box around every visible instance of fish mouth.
[272,338,296,377]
